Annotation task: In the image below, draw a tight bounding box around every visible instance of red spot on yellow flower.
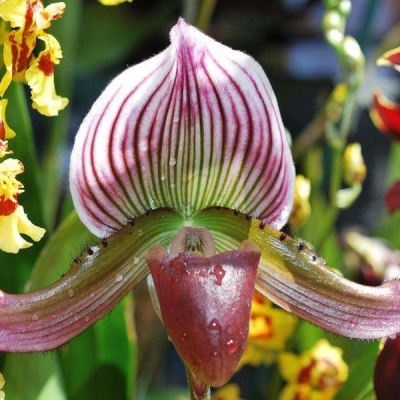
[38,53,55,76]
[0,195,18,216]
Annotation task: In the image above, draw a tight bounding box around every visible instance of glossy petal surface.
[70,19,294,236]
[147,240,260,387]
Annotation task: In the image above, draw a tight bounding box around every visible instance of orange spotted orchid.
[0,0,67,116]
[0,20,400,398]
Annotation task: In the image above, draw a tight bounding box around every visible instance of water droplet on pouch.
[84,316,90,323]
[160,174,166,181]
[180,332,187,342]
[115,274,123,283]
[31,314,39,321]
[169,157,176,166]
[170,183,175,189]
[208,318,221,331]
[133,257,139,265]
[350,317,358,328]
[210,265,226,286]
[138,229,143,237]
[67,289,75,298]
[226,339,238,355]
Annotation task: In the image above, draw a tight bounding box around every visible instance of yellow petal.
[0,0,27,28]
[0,99,16,139]
[212,383,241,400]
[25,34,68,116]
[0,205,45,253]
[34,2,66,32]
[98,0,133,5]
[0,158,24,201]
[279,352,305,382]
[289,175,311,227]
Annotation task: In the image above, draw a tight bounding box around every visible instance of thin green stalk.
[182,0,199,24]
[314,89,358,248]
[196,0,217,32]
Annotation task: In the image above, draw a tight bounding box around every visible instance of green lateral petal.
[250,221,400,339]
[191,207,251,252]
[0,208,184,352]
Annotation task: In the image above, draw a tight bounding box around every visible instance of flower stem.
[182,0,199,24]
[196,0,217,32]
[186,367,211,400]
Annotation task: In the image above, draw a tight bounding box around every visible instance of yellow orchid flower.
[0,157,45,253]
[212,383,241,400]
[239,292,297,368]
[278,339,348,400]
[289,175,311,227]
[0,99,16,139]
[98,0,133,5]
[25,34,68,116]
[0,99,46,253]
[0,0,67,116]
[0,372,4,400]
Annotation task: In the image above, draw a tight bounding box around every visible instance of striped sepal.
[70,19,294,236]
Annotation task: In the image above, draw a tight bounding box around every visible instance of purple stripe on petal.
[70,19,294,236]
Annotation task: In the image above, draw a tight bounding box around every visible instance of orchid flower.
[1,19,400,397]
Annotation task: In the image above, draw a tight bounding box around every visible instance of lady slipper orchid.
[1,19,400,396]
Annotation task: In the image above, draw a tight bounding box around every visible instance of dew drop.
[213,351,219,356]
[160,174,166,181]
[139,141,148,151]
[350,317,358,328]
[173,117,179,124]
[210,265,226,286]
[208,318,221,331]
[170,183,175,189]
[115,274,123,283]
[67,289,75,298]
[138,229,143,237]
[133,257,139,265]
[169,157,177,166]
[84,316,90,323]
[31,314,39,321]
[90,292,95,298]
[180,332,187,342]
[226,339,238,355]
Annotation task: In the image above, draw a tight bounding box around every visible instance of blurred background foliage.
[1,0,400,399]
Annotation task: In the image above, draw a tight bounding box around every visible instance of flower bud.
[289,175,311,227]
[343,143,366,186]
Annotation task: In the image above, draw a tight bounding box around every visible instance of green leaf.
[147,388,189,400]
[76,3,168,74]
[59,296,136,400]
[335,339,379,400]
[4,353,66,400]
